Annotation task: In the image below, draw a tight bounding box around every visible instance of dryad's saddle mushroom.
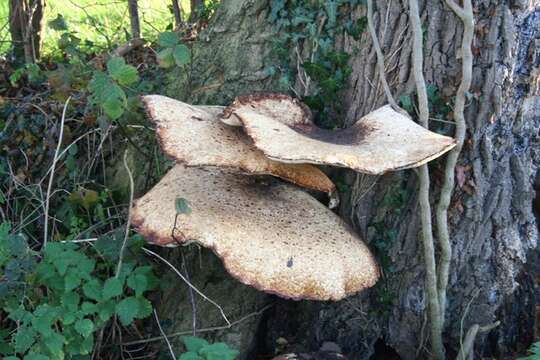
[132,165,379,300]
[135,93,456,301]
[222,94,456,174]
[142,95,335,194]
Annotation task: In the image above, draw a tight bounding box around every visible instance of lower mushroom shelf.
[131,165,379,301]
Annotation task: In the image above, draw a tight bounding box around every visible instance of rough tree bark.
[152,1,539,358]
[8,0,45,63]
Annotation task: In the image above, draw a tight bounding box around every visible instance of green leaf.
[64,271,81,291]
[61,292,80,311]
[175,198,192,215]
[116,297,139,325]
[127,273,147,297]
[43,332,65,357]
[103,97,124,120]
[179,353,202,360]
[74,318,94,337]
[14,327,36,353]
[157,48,175,68]
[399,94,413,113]
[107,57,139,86]
[199,343,239,360]
[182,336,209,352]
[157,31,180,47]
[81,301,98,315]
[102,277,123,300]
[135,297,152,319]
[23,355,49,360]
[48,14,68,31]
[82,279,102,301]
[97,300,116,322]
[173,44,190,66]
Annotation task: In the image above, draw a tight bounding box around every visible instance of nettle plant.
[179,336,239,360]
[0,222,158,359]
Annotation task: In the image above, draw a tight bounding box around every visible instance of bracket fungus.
[142,95,335,194]
[223,94,456,175]
[135,92,457,301]
[132,165,379,301]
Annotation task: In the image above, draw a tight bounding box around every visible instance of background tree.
[8,0,45,63]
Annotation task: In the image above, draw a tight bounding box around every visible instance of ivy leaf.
[173,44,190,66]
[116,297,139,325]
[103,277,123,300]
[182,336,209,352]
[157,48,175,68]
[48,14,68,31]
[75,318,94,337]
[107,57,139,86]
[175,198,192,215]
[158,31,180,47]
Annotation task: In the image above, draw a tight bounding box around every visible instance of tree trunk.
[171,0,183,29]
[127,0,141,39]
[156,1,540,358]
[189,0,205,22]
[9,0,45,63]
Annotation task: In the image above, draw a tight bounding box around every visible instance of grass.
[0,0,191,56]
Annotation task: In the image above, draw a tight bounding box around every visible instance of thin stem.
[153,309,177,360]
[115,150,134,278]
[437,0,474,326]
[408,0,444,358]
[43,96,71,249]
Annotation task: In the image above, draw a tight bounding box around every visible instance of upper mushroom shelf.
[142,95,335,194]
[221,94,456,175]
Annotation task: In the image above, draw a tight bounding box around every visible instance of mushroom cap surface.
[227,97,456,174]
[132,165,379,301]
[142,95,335,193]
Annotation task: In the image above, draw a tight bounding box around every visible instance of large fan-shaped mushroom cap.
[132,165,379,301]
[224,95,456,174]
[142,95,335,194]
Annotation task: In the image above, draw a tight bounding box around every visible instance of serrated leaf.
[81,301,98,315]
[173,44,190,66]
[97,300,116,322]
[43,331,65,356]
[14,327,36,353]
[23,355,49,360]
[103,97,124,119]
[182,336,209,352]
[107,57,139,86]
[103,277,123,300]
[127,273,147,297]
[158,31,180,47]
[61,292,80,311]
[75,318,94,337]
[116,297,139,325]
[64,271,81,291]
[175,198,192,215]
[82,279,102,301]
[157,48,175,68]
[135,297,152,319]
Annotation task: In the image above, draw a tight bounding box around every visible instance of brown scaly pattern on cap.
[231,102,456,175]
[220,93,313,127]
[131,165,379,301]
[142,95,335,194]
